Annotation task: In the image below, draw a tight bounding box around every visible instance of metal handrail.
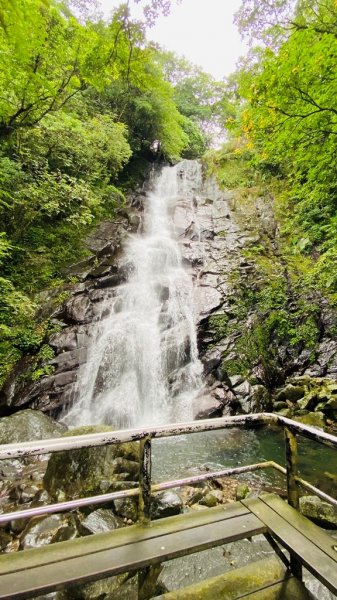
[0,413,336,524]
[0,413,336,459]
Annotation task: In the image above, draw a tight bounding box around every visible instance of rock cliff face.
[1,161,337,427]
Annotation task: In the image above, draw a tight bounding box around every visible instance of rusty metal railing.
[0,413,336,525]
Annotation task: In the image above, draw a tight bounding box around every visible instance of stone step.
[157,557,314,600]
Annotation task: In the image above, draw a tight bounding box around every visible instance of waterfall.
[64,160,203,428]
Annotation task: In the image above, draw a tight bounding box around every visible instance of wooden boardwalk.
[0,493,336,599]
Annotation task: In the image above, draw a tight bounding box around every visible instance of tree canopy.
[0,0,210,385]
[224,0,337,293]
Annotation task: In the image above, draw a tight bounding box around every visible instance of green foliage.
[180,117,207,159]
[208,314,229,342]
[0,275,50,386]
[205,144,260,189]
[159,50,228,149]
[0,0,201,388]
[31,344,55,382]
[222,0,337,302]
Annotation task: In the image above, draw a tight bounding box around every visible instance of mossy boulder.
[43,425,139,501]
[0,409,66,444]
[275,384,305,403]
[300,495,337,528]
[275,377,337,426]
[294,412,326,429]
[56,574,138,600]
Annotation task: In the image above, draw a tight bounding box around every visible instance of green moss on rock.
[43,425,139,501]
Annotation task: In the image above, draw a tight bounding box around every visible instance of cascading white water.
[64,161,203,428]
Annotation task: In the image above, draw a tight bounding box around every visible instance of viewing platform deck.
[0,413,336,599]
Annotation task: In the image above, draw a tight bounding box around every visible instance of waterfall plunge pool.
[152,425,337,498]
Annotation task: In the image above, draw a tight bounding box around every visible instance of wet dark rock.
[304,365,326,377]
[150,490,183,519]
[66,256,96,280]
[29,383,75,416]
[20,370,80,415]
[95,273,125,289]
[113,497,138,521]
[64,296,92,324]
[200,353,221,375]
[49,330,78,352]
[88,288,111,303]
[86,220,129,255]
[97,242,118,258]
[78,509,123,535]
[20,513,78,550]
[49,349,87,374]
[164,335,191,375]
[87,264,113,279]
[295,349,314,371]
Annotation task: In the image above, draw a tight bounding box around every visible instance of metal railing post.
[284,426,302,580]
[138,436,152,524]
[138,436,156,600]
[284,426,299,510]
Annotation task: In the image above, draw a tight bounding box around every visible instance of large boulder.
[43,425,140,502]
[0,409,66,444]
[193,394,223,419]
[300,495,337,528]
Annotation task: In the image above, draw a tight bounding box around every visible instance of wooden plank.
[260,493,337,563]
[0,502,249,576]
[242,496,337,595]
[0,513,265,600]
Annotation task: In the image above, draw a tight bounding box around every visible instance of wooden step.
[243,494,337,596]
[0,501,265,600]
[157,556,313,599]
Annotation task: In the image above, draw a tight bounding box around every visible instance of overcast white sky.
[98,0,247,79]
